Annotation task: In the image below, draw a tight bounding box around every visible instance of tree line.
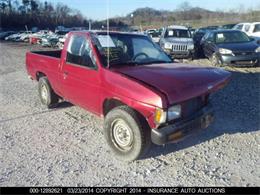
[0,0,93,30]
[1,0,260,31]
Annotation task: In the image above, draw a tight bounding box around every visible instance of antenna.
[106,0,110,68]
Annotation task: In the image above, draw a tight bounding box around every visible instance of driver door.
[61,33,101,114]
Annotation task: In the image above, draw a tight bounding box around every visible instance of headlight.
[168,105,181,121]
[154,108,166,124]
[188,44,194,50]
[164,42,172,49]
[219,48,233,55]
[255,47,260,53]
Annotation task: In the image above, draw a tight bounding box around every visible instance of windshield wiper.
[141,60,172,65]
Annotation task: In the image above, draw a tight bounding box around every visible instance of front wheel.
[211,53,222,67]
[104,106,151,161]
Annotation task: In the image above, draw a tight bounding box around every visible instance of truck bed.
[26,50,62,86]
[31,50,62,58]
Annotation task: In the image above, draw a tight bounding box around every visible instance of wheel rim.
[40,84,48,104]
[212,55,217,65]
[111,119,134,151]
[212,54,220,66]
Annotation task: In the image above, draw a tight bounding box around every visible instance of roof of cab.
[69,30,146,37]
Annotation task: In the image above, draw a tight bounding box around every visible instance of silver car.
[159,25,195,59]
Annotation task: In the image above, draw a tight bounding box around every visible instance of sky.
[48,0,259,21]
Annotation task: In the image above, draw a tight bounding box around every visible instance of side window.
[202,32,210,41]
[244,25,250,32]
[207,33,214,42]
[161,28,166,38]
[236,25,243,30]
[253,24,260,33]
[67,35,97,69]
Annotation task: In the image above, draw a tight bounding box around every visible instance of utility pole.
[89,21,91,30]
[130,13,134,26]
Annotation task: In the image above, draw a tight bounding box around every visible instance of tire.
[187,53,194,61]
[211,53,222,67]
[38,77,59,108]
[104,106,151,162]
[257,60,260,67]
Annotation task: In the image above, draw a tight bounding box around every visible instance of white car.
[233,22,260,40]
[233,23,251,32]
[5,32,22,41]
[19,31,32,42]
[145,29,160,43]
[248,22,260,41]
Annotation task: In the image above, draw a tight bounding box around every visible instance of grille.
[182,97,205,118]
[233,51,254,56]
[172,44,188,51]
[233,60,257,65]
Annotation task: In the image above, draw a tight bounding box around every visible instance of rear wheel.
[38,77,59,108]
[104,106,151,161]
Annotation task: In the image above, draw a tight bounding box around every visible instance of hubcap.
[212,55,221,66]
[212,55,217,65]
[111,119,133,150]
[41,84,48,103]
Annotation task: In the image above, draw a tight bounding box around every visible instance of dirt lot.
[0,41,259,186]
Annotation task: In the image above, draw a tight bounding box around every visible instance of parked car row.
[145,22,260,67]
[1,29,68,49]
[2,22,260,67]
[194,22,260,66]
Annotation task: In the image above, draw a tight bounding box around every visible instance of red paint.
[26,31,231,129]
[29,37,40,44]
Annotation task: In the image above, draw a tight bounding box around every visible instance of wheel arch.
[102,98,151,128]
[36,71,47,81]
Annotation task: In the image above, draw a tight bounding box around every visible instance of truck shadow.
[52,101,73,109]
[145,69,260,159]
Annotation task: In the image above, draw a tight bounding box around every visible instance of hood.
[113,63,231,105]
[165,37,193,44]
[217,41,258,52]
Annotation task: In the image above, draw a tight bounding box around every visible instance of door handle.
[63,71,68,79]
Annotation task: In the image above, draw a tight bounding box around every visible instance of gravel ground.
[0,41,259,187]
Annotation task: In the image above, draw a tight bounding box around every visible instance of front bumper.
[220,53,260,66]
[165,49,194,59]
[151,104,214,145]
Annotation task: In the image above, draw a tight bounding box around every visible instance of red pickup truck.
[26,31,231,161]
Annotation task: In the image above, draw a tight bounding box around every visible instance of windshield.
[165,29,191,38]
[215,31,251,44]
[93,33,172,67]
[254,24,260,33]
